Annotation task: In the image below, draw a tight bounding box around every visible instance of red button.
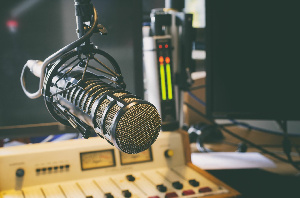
[148,196,159,198]
[182,189,195,196]
[199,187,212,193]
[165,192,178,198]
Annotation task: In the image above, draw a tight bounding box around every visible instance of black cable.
[186,91,300,137]
[189,84,206,91]
[277,120,300,171]
[183,102,208,120]
[184,102,300,168]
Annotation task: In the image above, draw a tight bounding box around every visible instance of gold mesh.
[113,92,127,97]
[79,84,103,109]
[95,99,111,133]
[87,89,109,115]
[123,98,139,103]
[105,104,122,136]
[82,86,107,113]
[115,103,161,154]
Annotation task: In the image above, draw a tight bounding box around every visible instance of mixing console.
[0,131,239,198]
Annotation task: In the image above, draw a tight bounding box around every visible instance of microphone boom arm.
[20,0,111,99]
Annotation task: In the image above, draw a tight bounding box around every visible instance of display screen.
[120,148,153,165]
[206,0,300,120]
[80,149,116,170]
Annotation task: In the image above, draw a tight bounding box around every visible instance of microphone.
[20,1,161,154]
[25,49,161,154]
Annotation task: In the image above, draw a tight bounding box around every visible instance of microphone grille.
[114,102,161,154]
[94,94,161,154]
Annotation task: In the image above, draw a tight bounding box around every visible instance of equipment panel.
[0,131,239,198]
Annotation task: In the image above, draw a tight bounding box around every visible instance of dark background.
[205,0,300,120]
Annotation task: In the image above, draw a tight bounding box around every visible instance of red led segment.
[159,56,164,63]
[6,20,18,28]
[165,57,170,64]
[159,45,163,49]
[199,187,212,193]
[165,44,169,48]
[182,190,195,196]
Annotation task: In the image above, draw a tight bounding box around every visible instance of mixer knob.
[172,181,183,189]
[156,184,167,192]
[189,179,200,187]
[122,190,132,198]
[16,168,25,177]
[126,174,135,182]
[104,193,114,198]
[164,149,174,158]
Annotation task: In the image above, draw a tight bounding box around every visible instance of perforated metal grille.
[79,83,102,109]
[87,89,109,114]
[105,104,121,135]
[83,86,107,113]
[95,99,111,133]
[123,98,139,103]
[113,92,127,97]
[115,103,161,154]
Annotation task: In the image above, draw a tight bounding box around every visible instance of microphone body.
[41,50,161,154]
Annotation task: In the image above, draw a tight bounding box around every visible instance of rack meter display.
[80,149,116,170]
[120,148,153,165]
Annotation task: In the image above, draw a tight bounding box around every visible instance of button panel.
[36,164,70,175]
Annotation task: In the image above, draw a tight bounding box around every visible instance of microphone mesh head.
[94,92,161,154]
[114,103,161,154]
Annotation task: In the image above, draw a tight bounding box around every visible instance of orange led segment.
[159,56,164,63]
[165,57,170,64]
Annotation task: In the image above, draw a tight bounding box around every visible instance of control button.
[156,184,167,192]
[86,196,93,198]
[148,196,159,198]
[16,168,25,177]
[182,189,195,196]
[59,165,64,170]
[104,193,114,198]
[188,179,199,187]
[172,181,183,190]
[48,167,53,171]
[126,175,135,182]
[199,187,212,193]
[122,190,132,198]
[65,164,70,169]
[164,149,174,158]
[36,168,41,173]
[42,168,47,172]
[54,166,58,170]
[165,192,178,198]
